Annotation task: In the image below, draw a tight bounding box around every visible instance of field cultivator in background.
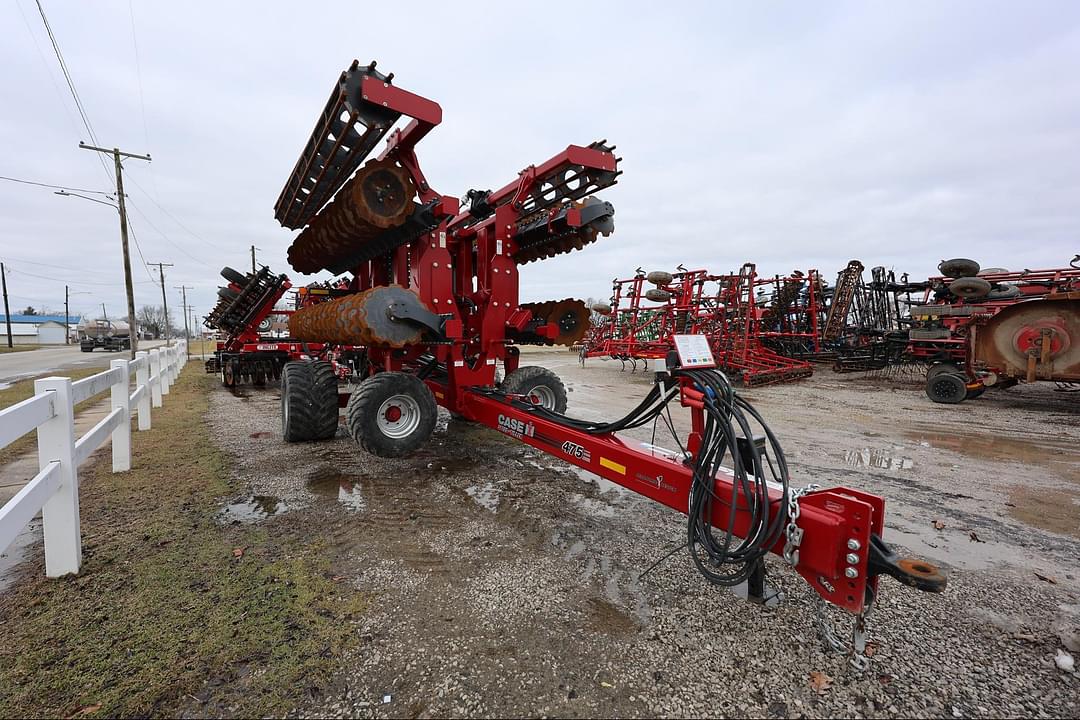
[581,265,813,386]
[909,257,1080,403]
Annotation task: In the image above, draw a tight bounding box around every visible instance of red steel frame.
[276,61,936,616]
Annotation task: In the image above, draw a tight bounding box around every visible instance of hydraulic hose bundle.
[501,366,790,587]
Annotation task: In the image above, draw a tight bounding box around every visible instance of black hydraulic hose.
[491,366,790,587]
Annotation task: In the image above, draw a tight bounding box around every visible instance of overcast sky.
[2,1,1078,322]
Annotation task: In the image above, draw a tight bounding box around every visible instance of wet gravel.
[207,358,1079,718]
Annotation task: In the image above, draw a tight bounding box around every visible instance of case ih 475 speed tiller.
[274,60,945,667]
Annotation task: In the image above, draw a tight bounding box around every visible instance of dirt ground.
[208,347,1079,718]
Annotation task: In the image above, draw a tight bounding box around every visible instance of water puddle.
[905,430,1079,482]
[842,448,914,471]
[0,521,41,593]
[0,382,11,391]
[307,470,367,511]
[570,466,633,497]
[573,493,618,518]
[219,495,287,523]
[1008,485,1080,538]
[465,481,500,513]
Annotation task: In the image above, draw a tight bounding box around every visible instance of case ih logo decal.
[497,414,535,439]
[560,441,592,463]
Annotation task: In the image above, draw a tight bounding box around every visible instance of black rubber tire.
[949,277,992,299]
[218,286,239,301]
[938,258,981,278]
[927,362,962,381]
[645,288,671,302]
[501,366,568,414]
[281,362,316,442]
[308,361,341,440]
[223,358,238,388]
[345,372,437,457]
[987,283,1021,300]
[221,266,247,285]
[646,270,674,286]
[925,372,967,404]
[81,347,93,353]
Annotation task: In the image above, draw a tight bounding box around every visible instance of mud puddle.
[0,521,40,593]
[841,447,914,471]
[219,495,288,523]
[308,470,367,511]
[465,481,500,512]
[906,430,1079,482]
[1008,485,1080,538]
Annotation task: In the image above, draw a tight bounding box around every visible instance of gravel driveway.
[207,350,1079,718]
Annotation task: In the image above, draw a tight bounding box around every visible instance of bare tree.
[136,305,175,339]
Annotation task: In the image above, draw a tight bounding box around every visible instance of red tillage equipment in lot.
[271,59,944,664]
[581,265,813,385]
[913,258,1080,403]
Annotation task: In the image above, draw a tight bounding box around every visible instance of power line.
[127,0,153,169]
[0,174,113,195]
[123,171,227,253]
[14,0,82,139]
[126,198,212,268]
[33,0,112,183]
[4,266,156,287]
[124,218,161,283]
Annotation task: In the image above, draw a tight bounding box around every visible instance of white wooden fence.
[0,342,188,578]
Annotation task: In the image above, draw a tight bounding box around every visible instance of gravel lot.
[208,349,1079,718]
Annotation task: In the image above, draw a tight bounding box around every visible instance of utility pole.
[251,245,258,274]
[1,262,12,348]
[152,262,174,346]
[175,284,192,357]
[79,142,151,359]
[65,285,69,344]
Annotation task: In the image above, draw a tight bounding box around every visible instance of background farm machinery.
[259,58,944,661]
[580,265,814,386]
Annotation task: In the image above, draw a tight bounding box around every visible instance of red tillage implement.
[582,265,813,386]
[272,59,943,664]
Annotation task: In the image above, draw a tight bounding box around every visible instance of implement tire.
[345,372,437,457]
[925,372,966,404]
[220,266,247,286]
[309,361,341,440]
[280,361,331,442]
[502,366,568,414]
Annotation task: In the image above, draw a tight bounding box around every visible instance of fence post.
[135,351,151,430]
[110,358,131,472]
[35,377,81,577]
[160,346,172,397]
[150,349,163,408]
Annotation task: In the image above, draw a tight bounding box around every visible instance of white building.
[0,314,79,345]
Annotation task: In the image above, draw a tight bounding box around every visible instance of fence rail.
[0,342,188,578]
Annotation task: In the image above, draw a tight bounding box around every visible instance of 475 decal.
[561,441,592,463]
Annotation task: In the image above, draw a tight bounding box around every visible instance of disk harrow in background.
[516,298,592,346]
[289,285,430,348]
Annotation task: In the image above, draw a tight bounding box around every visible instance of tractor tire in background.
[938,258,981,278]
[308,361,341,439]
[345,372,437,457]
[925,372,967,404]
[218,287,240,302]
[949,277,992,299]
[501,366,568,414]
[646,270,673,286]
[220,266,247,286]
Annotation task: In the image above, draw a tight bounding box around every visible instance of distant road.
[0,341,168,385]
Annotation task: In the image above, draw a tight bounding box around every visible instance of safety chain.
[782,483,821,567]
[815,594,874,671]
